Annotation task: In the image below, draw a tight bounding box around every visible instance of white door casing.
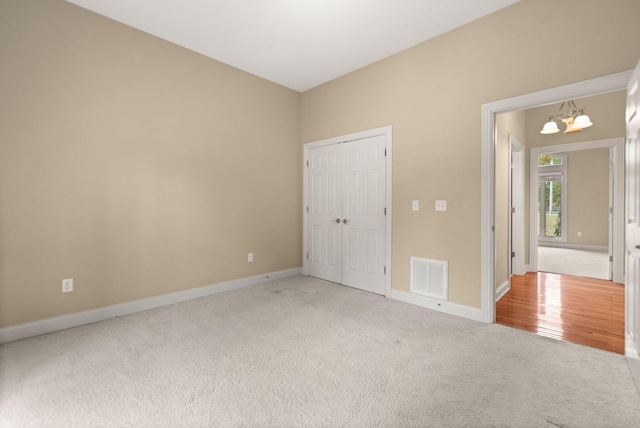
[303,126,393,297]
[609,153,614,280]
[509,135,525,276]
[626,60,640,359]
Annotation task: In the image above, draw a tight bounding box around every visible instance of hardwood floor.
[496,272,625,354]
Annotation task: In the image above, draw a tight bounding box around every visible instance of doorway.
[492,104,625,354]
[494,112,624,353]
[303,126,393,296]
[529,139,623,282]
[480,70,631,325]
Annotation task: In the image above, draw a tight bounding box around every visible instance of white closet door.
[307,144,342,283]
[307,135,386,295]
[341,135,386,294]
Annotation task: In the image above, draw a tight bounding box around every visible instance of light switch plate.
[412,200,420,211]
[435,200,447,211]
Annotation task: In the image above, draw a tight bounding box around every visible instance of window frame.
[537,152,567,243]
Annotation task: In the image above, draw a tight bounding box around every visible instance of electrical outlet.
[248,253,254,263]
[577,231,583,237]
[62,278,73,293]
[435,200,447,211]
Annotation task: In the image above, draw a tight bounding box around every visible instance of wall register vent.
[410,257,448,301]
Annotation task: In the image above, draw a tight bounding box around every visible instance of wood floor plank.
[496,272,625,354]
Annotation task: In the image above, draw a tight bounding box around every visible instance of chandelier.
[540,99,593,134]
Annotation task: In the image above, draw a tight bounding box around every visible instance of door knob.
[331,218,341,223]
[342,219,350,224]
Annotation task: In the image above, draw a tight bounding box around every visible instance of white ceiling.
[66,0,521,92]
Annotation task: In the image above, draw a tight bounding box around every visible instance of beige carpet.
[1,275,639,427]
[538,246,610,280]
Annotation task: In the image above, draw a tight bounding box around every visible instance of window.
[538,153,564,166]
[537,153,567,242]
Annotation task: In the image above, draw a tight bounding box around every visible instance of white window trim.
[537,153,567,243]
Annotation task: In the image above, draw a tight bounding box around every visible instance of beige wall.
[301,0,640,309]
[566,149,610,247]
[495,111,526,289]
[0,0,302,328]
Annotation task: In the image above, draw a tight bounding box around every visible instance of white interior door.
[341,136,386,294]
[626,59,640,358]
[307,135,386,295]
[308,144,342,283]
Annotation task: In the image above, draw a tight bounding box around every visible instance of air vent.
[410,257,448,301]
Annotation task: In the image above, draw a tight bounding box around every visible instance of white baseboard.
[626,332,640,360]
[625,332,640,395]
[391,289,483,322]
[523,264,530,274]
[627,357,640,396]
[0,267,301,344]
[495,280,510,302]
[538,243,608,252]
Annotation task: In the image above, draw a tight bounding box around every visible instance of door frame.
[481,70,632,324]
[508,135,525,277]
[529,138,623,280]
[302,126,393,297]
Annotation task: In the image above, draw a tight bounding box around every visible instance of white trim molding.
[627,357,640,395]
[481,70,632,324]
[627,332,640,360]
[509,135,526,276]
[538,243,608,252]
[496,280,510,302]
[302,125,393,297]
[0,267,301,344]
[391,289,484,322]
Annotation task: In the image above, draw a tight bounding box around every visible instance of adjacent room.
[2,0,640,426]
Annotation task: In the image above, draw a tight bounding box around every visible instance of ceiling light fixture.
[539,100,593,135]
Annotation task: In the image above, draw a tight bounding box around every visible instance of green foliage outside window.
[554,207,562,236]
[538,153,563,166]
[541,180,562,237]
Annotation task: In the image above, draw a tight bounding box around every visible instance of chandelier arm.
[554,100,579,119]
[569,100,578,117]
